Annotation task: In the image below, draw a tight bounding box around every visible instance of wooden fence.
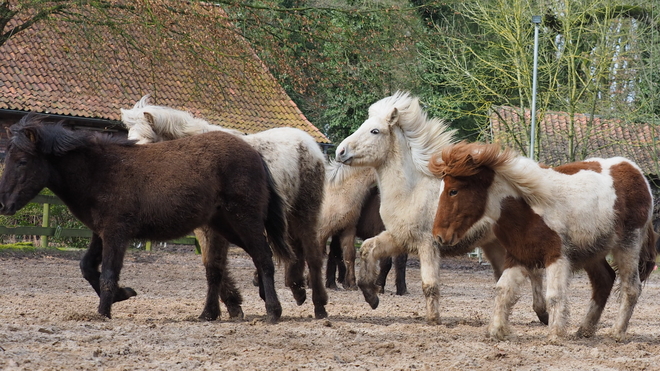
[0,194,199,252]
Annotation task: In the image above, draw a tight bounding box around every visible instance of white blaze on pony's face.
[335,108,398,167]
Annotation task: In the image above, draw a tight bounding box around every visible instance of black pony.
[0,114,293,322]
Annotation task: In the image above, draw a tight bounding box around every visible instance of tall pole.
[529,15,541,160]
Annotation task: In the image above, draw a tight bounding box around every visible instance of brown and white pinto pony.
[429,142,657,341]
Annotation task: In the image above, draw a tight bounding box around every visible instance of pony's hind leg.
[375,257,392,293]
[576,257,615,338]
[325,235,343,289]
[488,266,526,340]
[340,227,358,290]
[197,227,244,321]
[305,232,330,319]
[528,268,548,325]
[284,236,307,306]
[375,254,408,295]
[393,254,408,295]
[610,240,643,341]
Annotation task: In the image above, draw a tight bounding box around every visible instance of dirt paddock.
[1,247,659,370]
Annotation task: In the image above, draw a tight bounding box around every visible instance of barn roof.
[490,106,660,175]
[0,1,329,143]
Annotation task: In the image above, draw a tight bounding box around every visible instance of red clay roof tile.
[491,106,659,174]
[0,2,328,143]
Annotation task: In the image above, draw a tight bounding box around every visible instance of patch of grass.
[0,242,37,251]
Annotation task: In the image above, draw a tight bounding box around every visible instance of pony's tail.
[261,157,295,263]
[638,223,657,283]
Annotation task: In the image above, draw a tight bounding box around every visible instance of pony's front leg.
[357,231,400,310]
[80,233,136,309]
[488,266,526,340]
[97,235,131,318]
[545,258,571,342]
[418,240,442,324]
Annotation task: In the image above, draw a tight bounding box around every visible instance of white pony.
[121,95,329,319]
[335,91,547,325]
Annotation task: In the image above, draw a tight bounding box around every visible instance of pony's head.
[335,91,455,176]
[0,114,74,215]
[428,142,514,245]
[125,112,161,144]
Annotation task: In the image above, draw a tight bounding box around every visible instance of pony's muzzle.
[335,147,353,165]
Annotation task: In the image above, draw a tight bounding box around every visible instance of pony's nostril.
[338,148,345,156]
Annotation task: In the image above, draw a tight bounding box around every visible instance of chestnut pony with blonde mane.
[430,141,657,341]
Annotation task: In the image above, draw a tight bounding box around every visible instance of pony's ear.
[144,112,155,126]
[134,94,151,109]
[386,108,399,126]
[25,128,38,144]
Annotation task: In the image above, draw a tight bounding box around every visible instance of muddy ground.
[1,246,659,371]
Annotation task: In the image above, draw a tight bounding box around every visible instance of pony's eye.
[448,189,458,196]
[370,129,380,134]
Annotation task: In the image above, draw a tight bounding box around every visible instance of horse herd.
[0,91,656,343]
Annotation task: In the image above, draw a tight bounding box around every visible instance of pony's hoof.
[227,306,244,320]
[537,312,549,326]
[395,288,409,296]
[377,286,385,294]
[325,281,338,289]
[342,283,358,291]
[198,311,219,321]
[314,306,328,319]
[362,292,379,309]
[292,287,307,306]
[358,281,380,309]
[575,326,595,338]
[113,287,137,303]
[487,325,509,341]
[265,304,282,324]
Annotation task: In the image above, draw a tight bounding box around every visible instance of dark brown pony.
[0,114,292,323]
[325,186,408,295]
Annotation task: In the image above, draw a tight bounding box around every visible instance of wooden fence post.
[41,203,50,247]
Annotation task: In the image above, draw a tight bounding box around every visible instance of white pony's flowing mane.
[370,91,456,177]
[121,94,243,141]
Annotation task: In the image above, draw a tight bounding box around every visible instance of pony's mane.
[121,95,243,140]
[429,142,552,207]
[370,91,456,177]
[10,114,132,156]
[325,159,373,186]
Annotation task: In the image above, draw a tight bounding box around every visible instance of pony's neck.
[375,128,430,198]
[486,156,553,219]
